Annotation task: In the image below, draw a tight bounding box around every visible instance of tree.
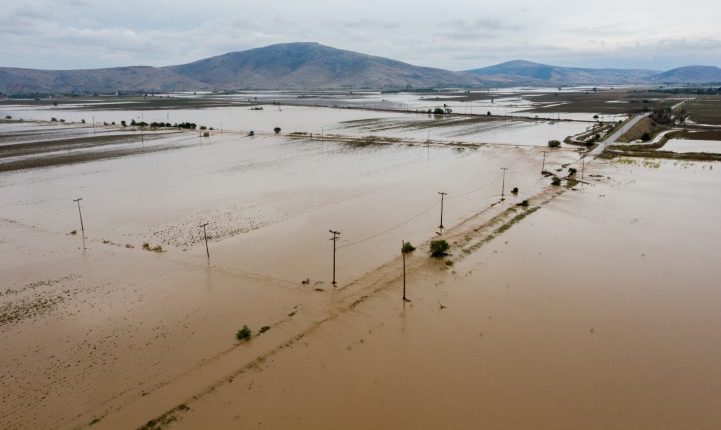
[548,139,561,148]
[274,127,281,134]
[236,325,252,341]
[433,108,445,115]
[430,240,449,257]
[402,242,416,254]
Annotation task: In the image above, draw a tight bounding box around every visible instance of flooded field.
[2,97,720,430]
[139,159,721,430]
[0,101,590,147]
[663,138,721,153]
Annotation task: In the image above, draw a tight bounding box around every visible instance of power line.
[337,201,439,249]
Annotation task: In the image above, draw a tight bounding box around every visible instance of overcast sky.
[2,0,720,71]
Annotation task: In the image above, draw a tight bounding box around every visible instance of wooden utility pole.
[438,192,447,231]
[199,223,209,259]
[329,229,340,286]
[542,152,547,173]
[500,167,509,198]
[73,198,85,234]
[402,240,408,302]
[581,157,585,180]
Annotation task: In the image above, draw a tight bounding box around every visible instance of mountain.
[651,66,721,83]
[466,60,658,85]
[0,43,488,94]
[0,66,201,94]
[1,44,720,94]
[167,42,486,90]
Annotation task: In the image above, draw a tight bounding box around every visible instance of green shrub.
[548,139,561,148]
[402,242,416,254]
[258,326,270,335]
[430,240,450,257]
[551,177,562,186]
[433,108,445,115]
[641,132,651,142]
[236,325,252,341]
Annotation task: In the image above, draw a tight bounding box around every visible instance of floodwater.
[1,103,590,146]
[0,115,578,429]
[162,159,721,430]
[2,102,720,430]
[663,138,721,153]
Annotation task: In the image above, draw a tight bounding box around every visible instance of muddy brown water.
[2,114,719,429]
[159,160,721,430]
[1,119,578,429]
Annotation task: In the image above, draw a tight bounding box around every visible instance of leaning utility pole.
[199,223,209,259]
[500,167,509,198]
[329,229,341,286]
[438,192,447,231]
[73,198,85,234]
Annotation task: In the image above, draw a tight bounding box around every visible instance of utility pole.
[73,197,85,234]
[92,116,95,134]
[401,240,408,302]
[500,167,508,198]
[199,223,209,259]
[438,192,447,231]
[140,113,144,147]
[329,230,340,286]
[542,152,547,173]
[581,157,585,180]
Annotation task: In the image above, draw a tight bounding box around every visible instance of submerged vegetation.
[430,240,450,257]
[548,139,561,148]
[402,242,416,254]
[236,325,252,341]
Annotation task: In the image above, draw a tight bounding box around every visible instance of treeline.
[656,87,721,95]
[129,119,197,129]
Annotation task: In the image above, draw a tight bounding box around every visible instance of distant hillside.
[466,60,658,85]
[1,43,720,94]
[0,43,489,94]
[168,42,487,90]
[652,66,721,83]
[0,66,202,94]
